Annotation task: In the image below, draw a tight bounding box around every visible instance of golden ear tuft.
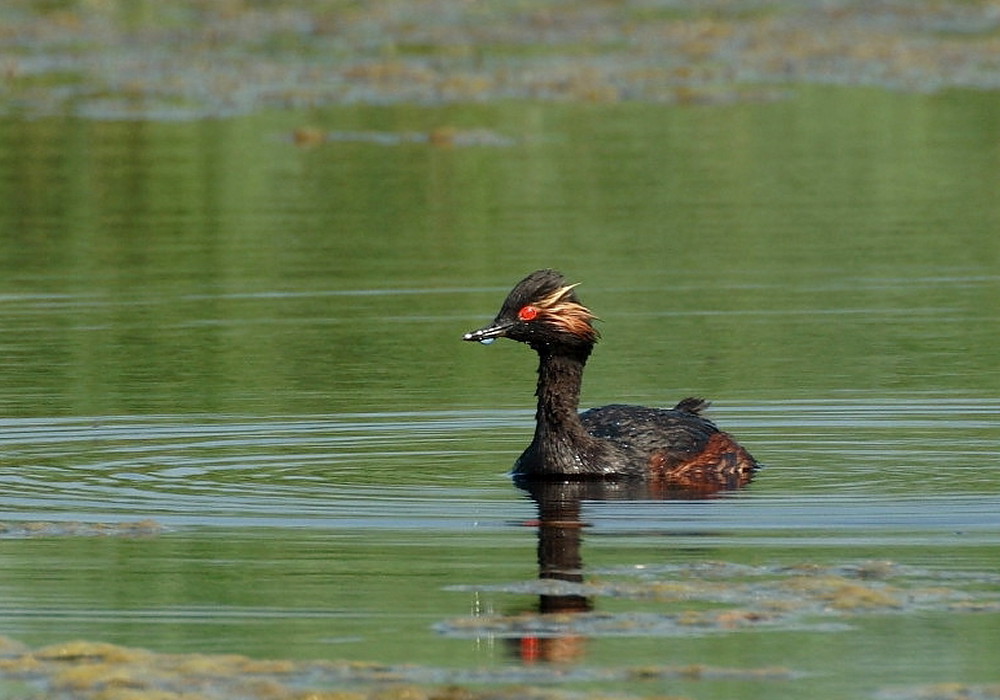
[536,283,580,310]
[536,283,598,341]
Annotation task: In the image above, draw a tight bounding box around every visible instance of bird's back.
[579,397,718,463]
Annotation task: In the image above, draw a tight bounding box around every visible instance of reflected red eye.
[518,305,539,322]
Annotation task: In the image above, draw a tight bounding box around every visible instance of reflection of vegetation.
[0,88,999,416]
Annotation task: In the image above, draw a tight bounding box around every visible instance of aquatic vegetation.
[1,553,992,700]
[877,683,1000,700]
[0,520,163,538]
[289,127,518,148]
[2,1,1000,119]
[0,634,788,700]
[440,560,1000,639]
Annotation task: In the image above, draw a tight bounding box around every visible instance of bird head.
[463,269,599,352]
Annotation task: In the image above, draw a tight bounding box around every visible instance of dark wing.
[579,397,719,462]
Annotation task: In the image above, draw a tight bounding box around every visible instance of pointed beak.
[462,319,513,344]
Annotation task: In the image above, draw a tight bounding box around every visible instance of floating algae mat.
[1,638,998,700]
[0,520,164,539]
[440,560,1000,639]
[4,0,1000,118]
[0,635,795,700]
[1,558,998,700]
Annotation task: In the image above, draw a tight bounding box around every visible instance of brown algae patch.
[877,683,1000,700]
[0,635,792,699]
[0,520,164,538]
[36,641,146,663]
[779,575,904,611]
[440,560,1000,639]
[289,128,518,149]
[4,1,1000,118]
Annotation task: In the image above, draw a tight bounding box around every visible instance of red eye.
[518,305,539,322]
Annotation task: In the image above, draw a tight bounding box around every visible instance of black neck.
[534,349,587,430]
[523,346,601,472]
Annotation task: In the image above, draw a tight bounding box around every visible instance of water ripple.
[0,401,997,539]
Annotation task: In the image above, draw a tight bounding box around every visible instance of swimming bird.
[463,269,758,489]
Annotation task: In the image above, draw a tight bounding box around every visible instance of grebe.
[463,269,758,488]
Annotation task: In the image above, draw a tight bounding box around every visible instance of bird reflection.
[511,473,752,664]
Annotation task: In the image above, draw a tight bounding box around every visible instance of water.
[0,86,999,699]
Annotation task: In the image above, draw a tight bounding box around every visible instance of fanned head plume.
[463,269,599,349]
[529,281,599,342]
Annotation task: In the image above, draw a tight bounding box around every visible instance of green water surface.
[0,87,999,699]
